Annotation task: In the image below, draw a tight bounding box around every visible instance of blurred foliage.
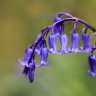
[0,0,96,96]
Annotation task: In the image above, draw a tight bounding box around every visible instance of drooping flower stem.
[51,18,96,32]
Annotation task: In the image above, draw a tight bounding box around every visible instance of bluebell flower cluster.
[19,12,96,82]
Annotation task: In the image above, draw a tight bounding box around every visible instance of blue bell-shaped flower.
[48,34,57,53]
[22,61,35,83]
[69,21,80,53]
[39,47,48,66]
[70,32,80,52]
[88,55,96,77]
[35,34,42,54]
[52,16,63,36]
[28,62,35,83]
[60,34,68,53]
[81,32,91,52]
[19,47,33,67]
[87,46,96,76]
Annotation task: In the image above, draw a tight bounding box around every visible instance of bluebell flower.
[35,34,42,54]
[19,47,36,82]
[52,16,63,36]
[39,47,48,66]
[22,61,35,82]
[35,35,47,54]
[48,34,57,53]
[19,48,33,66]
[81,32,91,52]
[48,16,64,54]
[88,55,96,77]
[70,32,80,52]
[59,34,68,53]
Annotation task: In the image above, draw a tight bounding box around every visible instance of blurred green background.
[0,0,96,96]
